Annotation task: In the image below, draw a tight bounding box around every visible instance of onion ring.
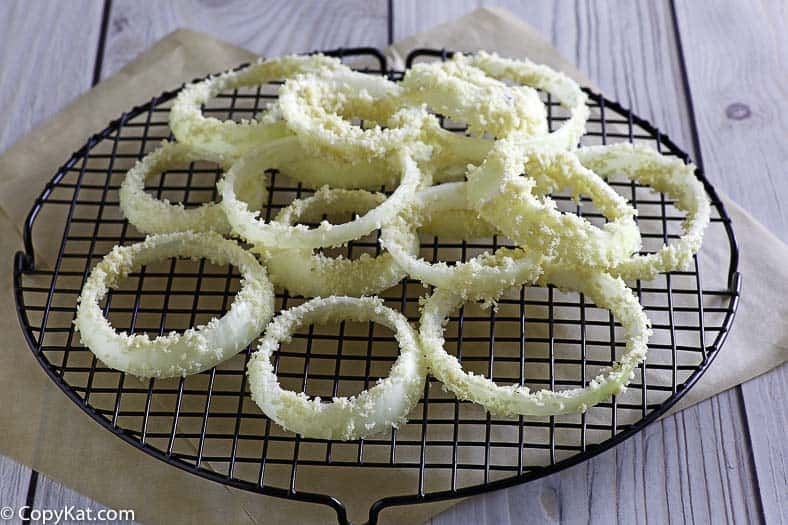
[278,68,434,163]
[219,136,427,250]
[467,142,641,269]
[381,182,543,300]
[463,51,589,149]
[258,188,418,297]
[576,143,711,280]
[409,51,589,178]
[247,296,426,440]
[170,54,347,161]
[75,231,275,378]
[419,264,651,416]
[407,51,588,183]
[119,141,265,235]
[402,58,548,138]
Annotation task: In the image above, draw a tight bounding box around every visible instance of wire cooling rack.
[13,48,740,525]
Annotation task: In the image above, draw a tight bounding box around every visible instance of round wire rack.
[13,48,740,525]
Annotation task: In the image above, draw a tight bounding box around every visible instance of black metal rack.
[13,48,740,525]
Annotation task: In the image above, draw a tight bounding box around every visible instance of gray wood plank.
[0,0,104,520]
[392,0,476,42]
[741,364,787,525]
[0,0,104,152]
[392,1,766,523]
[430,389,761,525]
[32,474,137,525]
[393,0,694,147]
[101,0,389,80]
[0,457,32,525]
[675,1,788,522]
[673,0,787,242]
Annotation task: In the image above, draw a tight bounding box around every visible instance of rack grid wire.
[13,48,740,525]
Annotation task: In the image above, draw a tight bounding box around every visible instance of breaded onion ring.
[278,68,433,163]
[247,296,426,440]
[576,143,710,280]
[75,232,275,378]
[420,264,651,416]
[170,54,347,161]
[464,51,589,150]
[406,51,588,183]
[467,143,641,269]
[119,141,265,235]
[219,137,427,250]
[402,58,548,138]
[258,188,418,297]
[381,182,543,300]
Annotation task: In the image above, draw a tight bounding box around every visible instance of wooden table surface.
[1,1,785,523]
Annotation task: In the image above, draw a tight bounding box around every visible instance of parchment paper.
[0,8,784,525]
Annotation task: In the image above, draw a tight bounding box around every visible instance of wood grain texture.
[429,389,762,525]
[0,457,31,521]
[0,0,104,153]
[392,1,765,523]
[675,1,788,522]
[101,0,389,79]
[0,0,104,519]
[741,364,787,525]
[32,473,137,525]
[674,0,788,241]
[393,0,693,146]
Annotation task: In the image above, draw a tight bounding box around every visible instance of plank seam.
[666,0,705,170]
[21,470,38,525]
[387,0,394,45]
[735,386,768,524]
[92,0,113,86]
